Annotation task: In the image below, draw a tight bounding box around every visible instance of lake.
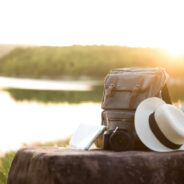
[0,76,184,153]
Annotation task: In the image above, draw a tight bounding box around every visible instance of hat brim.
[135,97,184,152]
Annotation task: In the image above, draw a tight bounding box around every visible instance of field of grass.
[0,45,184,79]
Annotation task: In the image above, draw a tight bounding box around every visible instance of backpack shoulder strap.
[161,84,172,104]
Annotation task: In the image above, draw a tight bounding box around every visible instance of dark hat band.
[149,112,182,150]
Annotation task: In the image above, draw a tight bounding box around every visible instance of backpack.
[97,67,171,151]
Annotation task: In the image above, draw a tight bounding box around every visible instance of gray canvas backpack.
[98,67,171,151]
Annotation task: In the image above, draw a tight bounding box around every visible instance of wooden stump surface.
[7,147,184,184]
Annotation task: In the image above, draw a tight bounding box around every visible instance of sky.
[0,0,184,54]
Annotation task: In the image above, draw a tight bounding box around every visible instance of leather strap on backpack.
[129,77,144,109]
[162,84,172,104]
[104,76,118,106]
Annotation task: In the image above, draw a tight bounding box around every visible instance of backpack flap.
[102,69,167,110]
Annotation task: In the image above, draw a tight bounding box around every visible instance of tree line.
[0,45,183,79]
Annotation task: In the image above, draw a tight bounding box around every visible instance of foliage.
[0,45,184,79]
[4,86,103,104]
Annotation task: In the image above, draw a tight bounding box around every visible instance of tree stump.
[7,147,184,184]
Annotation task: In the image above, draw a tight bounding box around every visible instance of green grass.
[0,138,70,184]
[0,151,15,184]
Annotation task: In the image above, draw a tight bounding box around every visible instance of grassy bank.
[0,45,184,79]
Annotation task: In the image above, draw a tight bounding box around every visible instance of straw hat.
[134,97,184,152]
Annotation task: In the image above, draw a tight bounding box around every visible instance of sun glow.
[165,46,184,57]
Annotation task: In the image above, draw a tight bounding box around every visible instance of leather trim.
[129,77,144,109]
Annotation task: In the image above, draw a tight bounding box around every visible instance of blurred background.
[0,0,184,154]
